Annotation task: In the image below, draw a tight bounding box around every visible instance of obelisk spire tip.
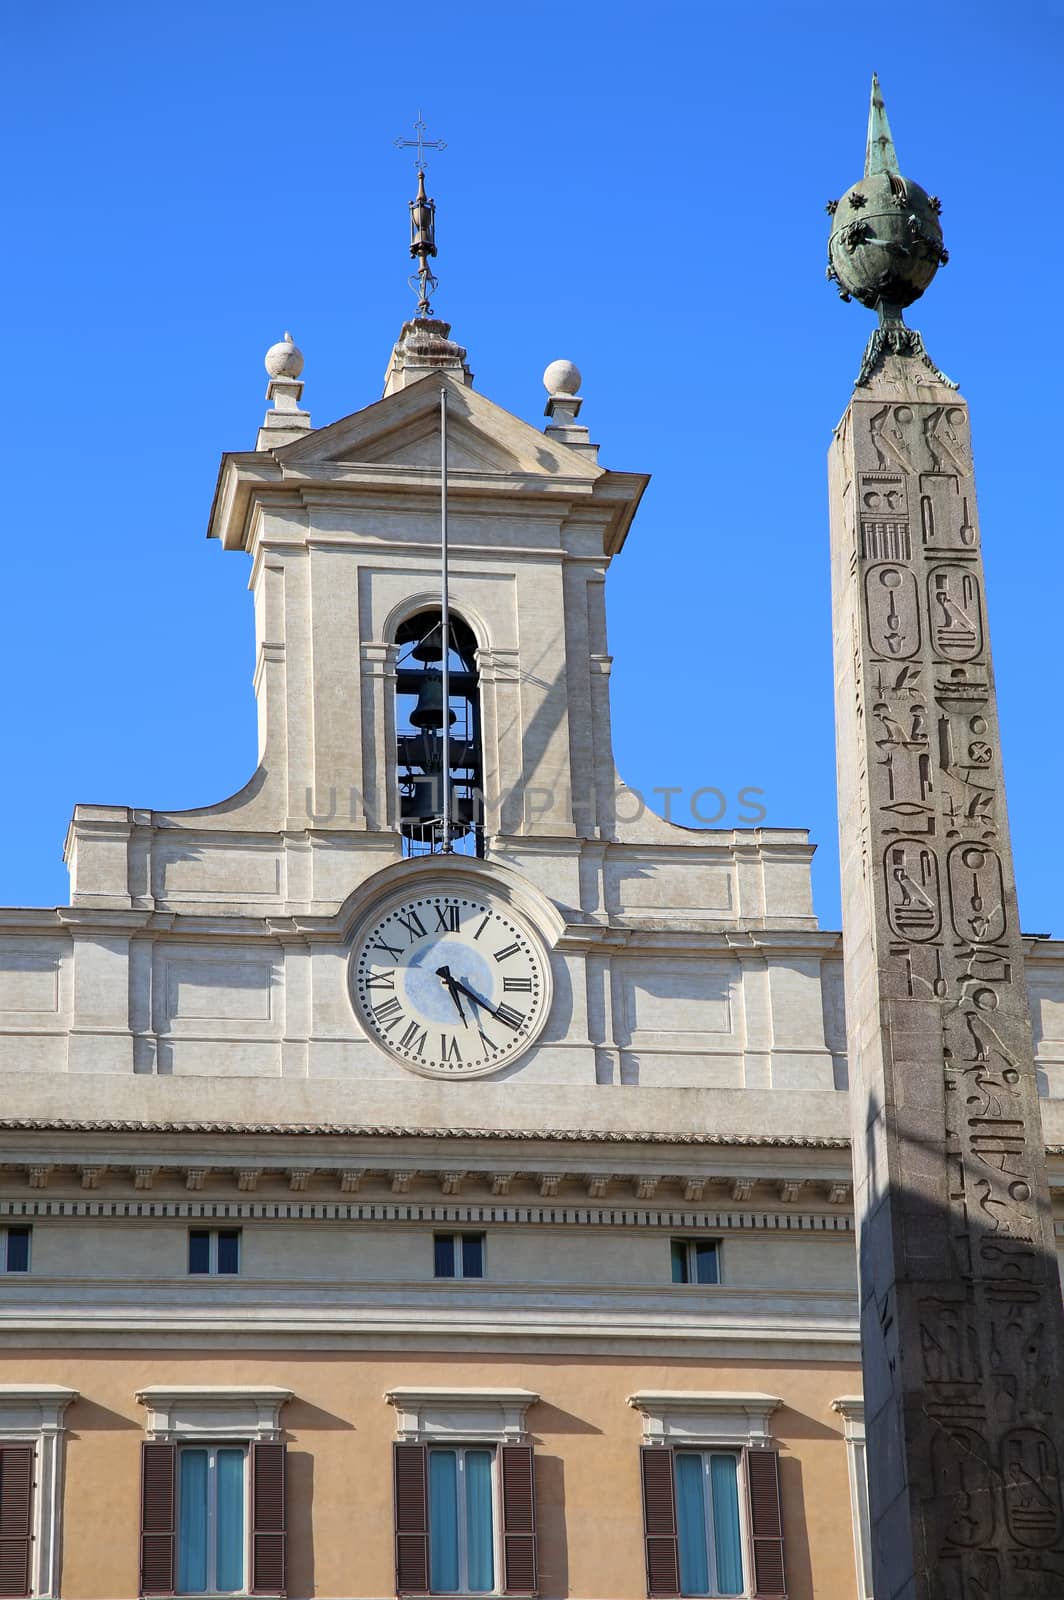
[865,71,900,178]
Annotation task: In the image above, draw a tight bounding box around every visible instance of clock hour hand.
[435,965,468,1025]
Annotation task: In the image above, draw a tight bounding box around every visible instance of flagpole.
[439,384,451,851]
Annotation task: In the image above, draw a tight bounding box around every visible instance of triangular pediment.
[274,371,602,482]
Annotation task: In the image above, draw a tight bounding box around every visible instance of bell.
[409,672,455,730]
[400,778,442,827]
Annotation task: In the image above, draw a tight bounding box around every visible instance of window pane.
[675,1453,709,1596]
[694,1242,719,1285]
[709,1455,743,1596]
[429,1450,460,1592]
[216,1230,240,1275]
[464,1450,495,1592]
[434,1235,456,1278]
[461,1234,484,1279]
[6,1227,29,1273]
[178,1449,209,1594]
[188,1231,211,1275]
[671,1240,690,1283]
[215,1449,246,1593]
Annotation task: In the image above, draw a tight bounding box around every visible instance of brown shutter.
[745,1448,787,1598]
[500,1444,537,1595]
[640,1446,679,1597]
[140,1442,176,1597]
[251,1441,287,1596]
[0,1445,34,1600]
[394,1443,429,1594]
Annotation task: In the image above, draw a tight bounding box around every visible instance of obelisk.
[828,77,1064,1599]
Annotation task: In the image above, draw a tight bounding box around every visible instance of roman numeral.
[396,909,427,940]
[440,1034,463,1063]
[398,1020,427,1055]
[373,997,402,1022]
[494,1003,527,1031]
[503,977,533,992]
[434,904,460,932]
[372,938,403,961]
[364,970,397,990]
[493,942,521,963]
[473,914,491,941]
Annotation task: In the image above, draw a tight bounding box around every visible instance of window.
[670,1239,719,1285]
[2,1226,30,1273]
[0,1385,78,1599]
[136,1386,292,1599]
[629,1392,786,1600]
[387,1386,539,1598]
[428,1446,496,1593]
[673,1451,743,1596]
[176,1445,247,1595]
[188,1228,240,1275]
[434,1233,484,1279]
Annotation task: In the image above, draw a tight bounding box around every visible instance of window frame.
[0,1385,78,1599]
[426,1442,500,1595]
[832,1397,872,1600]
[1,1224,31,1273]
[669,1238,721,1286]
[174,1440,250,1597]
[671,1447,747,1598]
[433,1232,486,1280]
[188,1227,241,1276]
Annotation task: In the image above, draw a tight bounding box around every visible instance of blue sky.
[1,1,1061,934]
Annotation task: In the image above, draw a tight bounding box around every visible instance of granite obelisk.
[828,78,1064,1599]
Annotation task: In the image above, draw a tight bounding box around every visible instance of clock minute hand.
[435,965,468,1025]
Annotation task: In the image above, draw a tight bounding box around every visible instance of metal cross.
[394,111,446,174]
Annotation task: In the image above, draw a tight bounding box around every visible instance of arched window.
[395,609,483,856]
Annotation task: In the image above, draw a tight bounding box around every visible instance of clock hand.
[434,966,468,1025]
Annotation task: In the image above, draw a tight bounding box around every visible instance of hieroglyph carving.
[831,388,1064,1598]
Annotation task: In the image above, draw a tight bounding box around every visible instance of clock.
[349,882,551,1078]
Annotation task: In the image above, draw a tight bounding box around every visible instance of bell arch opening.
[395,609,484,857]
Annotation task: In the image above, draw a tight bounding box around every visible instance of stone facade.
[1,321,1063,1600]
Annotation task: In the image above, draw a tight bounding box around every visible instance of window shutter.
[500,1444,537,1595]
[0,1445,34,1600]
[251,1441,287,1596]
[640,1446,679,1597]
[393,1443,429,1595]
[745,1448,788,1598]
[140,1442,176,1597]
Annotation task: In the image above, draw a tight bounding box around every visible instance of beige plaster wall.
[1,1349,863,1600]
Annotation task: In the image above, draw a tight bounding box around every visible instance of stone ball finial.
[543,359,581,397]
[265,331,304,379]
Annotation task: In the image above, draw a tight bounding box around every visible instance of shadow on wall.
[533,1453,569,1600]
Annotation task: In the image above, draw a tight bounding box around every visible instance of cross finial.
[394,111,447,175]
[394,114,447,319]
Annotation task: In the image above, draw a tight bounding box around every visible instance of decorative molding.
[585,1175,612,1199]
[827,1182,852,1205]
[184,1168,208,1191]
[78,1166,104,1190]
[136,1385,292,1442]
[779,1180,804,1204]
[133,1167,157,1191]
[237,1169,262,1193]
[627,1390,782,1448]
[386,1385,539,1444]
[633,1176,660,1201]
[27,1166,51,1190]
[731,1178,756,1203]
[538,1174,562,1197]
[832,1397,872,1600]
[287,1170,312,1192]
[490,1173,515,1196]
[440,1172,466,1196]
[682,1178,706,1203]
[391,1171,415,1194]
[0,1384,78,1600]
[0,1196,856,1233]
[339,1170,365,1194]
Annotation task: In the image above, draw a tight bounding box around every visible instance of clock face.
[349,885,550,1078]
